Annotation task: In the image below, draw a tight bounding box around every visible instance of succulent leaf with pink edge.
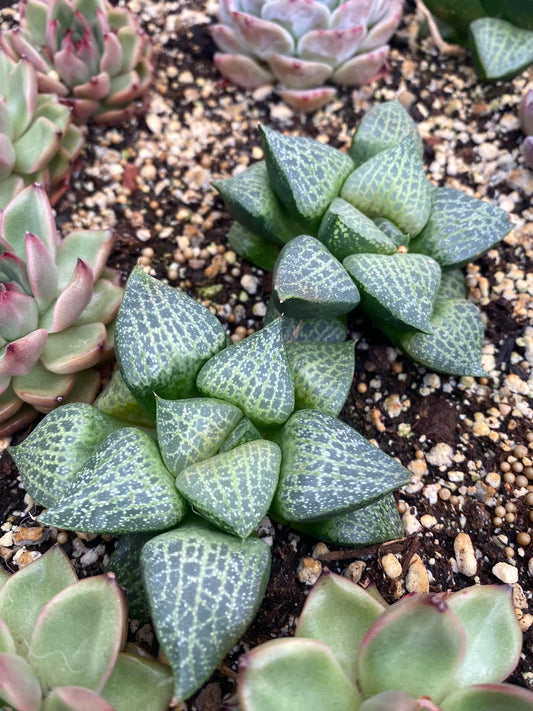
[519,89,533,169]
[0,183,123,436]
[1,0,154,125]
[237,571,533,711]
[210,0,403,112]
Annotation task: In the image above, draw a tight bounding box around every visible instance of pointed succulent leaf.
[116,268,227,417]
[273,409,410,522]
[440,684,533,711]
[409,187,511,269]
[436,269,467,301]
[261,0,329,37]
[273,235,360,319]
[46,258,94,332]
[106,533,153,623]
[278,86,337,113]
[260,125,354,232]
[218,416,262,452]
[231,11,295,58]
[267,54,333,90]
[298,26,366,65]
[24,231,59,313]
[0,653,42,711]
[100,652,174,711]
[13,116,63,174]
[213,52,275,89]
[227,221,280,270]
[197,318,294,427]
[176,440,281,539]
[341,135,432,237]
[447,585,522,688]
[12,362,75,410]
[71,278,123,327]
[6,57,37,140]
[296,572,385,681]
[55,229,114,290]
[0,619,15,654]
[264,299,347,344]
[373,217,409,247]
[42,686,115,711]
[238,638,361,711]
[469,18,533,80]
[0,183,57,261]
[40,322,107,374]
[286,340,354,416]
[141,523,271,701]
[0,290,39,341]
[358,593,465,702]
[95,369,154,428]
[344,252,441,333]
[0,328,48,376]
[157,396,243,474]
[39,427,187,534]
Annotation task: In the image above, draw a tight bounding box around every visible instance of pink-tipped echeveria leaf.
[41,686,115,711]
[440,684,533,711]
[0,653,42,711]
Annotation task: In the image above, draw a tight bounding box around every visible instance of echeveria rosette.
[237,571,533,711]
[1,0,154,124]
[520,89,533,170]
[0,183,123,436]
[210,0,403,112]
[214,100,512,376]
[0,545,174,711]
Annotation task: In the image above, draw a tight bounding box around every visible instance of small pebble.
[405,555,429,594]
[344,561,366,584]
[492,561,519,584]
[297,557,322,586]
[381,553,402,579]
[454,533,477,577]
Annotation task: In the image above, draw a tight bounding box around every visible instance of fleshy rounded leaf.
[42,686,114,711]
[100,652,174,711]
[95,369,154,428]
[440,684,533,711]
[0,652,42,711]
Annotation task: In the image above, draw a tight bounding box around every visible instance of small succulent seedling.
[238,571,533,711]
[210,0,403,112]
[11,266,410,701]
[1,0,154,124]
[0,545,173,710]
[0,183,123,436]
[520,89,533,169]
[214,100,512,376]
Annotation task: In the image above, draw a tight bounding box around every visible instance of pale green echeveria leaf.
[238,638,361,711]
[264,298,347,344]
[0,183,57,261]
[0,653,42,711]
[55,229,114,290]
[293,493,403,547]
[260,125,355,233]
[227,221,280,270]
[273,235,360,319]
[42,686,115,711]
[28,574,126,693]
[213,162,301,245]
[317,198,397,261]
[0,619,15,654]
[197,318,294,427]
[349,100,424,168]
[273,410,410,523]
[9,403,119,508]
[373,217,409,247]
[116,267,227,417]
[296,572,385,682]
[357,593,465,703]
[95,369,155,429]
[446,585,522,688]
[39,427,187,534]
[141,522,271,702]
[101,652,174,711]
[409,186,511,269]
[344,252,441,333]
[0,546,77,657]
[469,18,533,80]
[286,340,354,417]
[156,396,242,475]
[0,568,8,591]
[341,134,433,237]
[440,683,533,711]
[436,269,466,301]
[176,440,281,539]
[360,690,421,711]
[398,299,485,377]
[218,417,262,452]
[106,533,154,624]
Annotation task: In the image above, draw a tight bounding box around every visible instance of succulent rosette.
[519,89,533,169]
[211,0,404,111]
[1,0,154,124]
[0,183,123,436]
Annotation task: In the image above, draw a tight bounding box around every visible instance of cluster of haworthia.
[214,100,512,376]
[11,266,410,702]
[238,571,533,711]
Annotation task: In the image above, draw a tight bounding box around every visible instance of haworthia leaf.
[156,397,243,475]
[264,298,347,344]
[115,268,227,417]
[272,235,360,319]
[469,17,533,80]
[141,523,271,701]
[349,100,423,167]
[317,198,397,261]
[175,440,281,539]
[398,299,485,377]
[344,252,441,333]
[293,494,403,547]
[409,186,511,269]
[9,403,120,508]
[373,218,409,247]
[286,340,355,417]
[272,410,410,523]
[106,534,154,623]
[218,417,262,452]
[39,428,187,534]
[260,125,354,232]
[227,221,280,270]
[196,318,294,427]
[436,269,467,302]
[341,135,433,237]
[95,369,155,429]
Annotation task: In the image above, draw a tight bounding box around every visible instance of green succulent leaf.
[409,187,511,269]
[286,340,355,417]
[106,534,154,624]
[273,410,410,522]
[436,269,467,301]
[227,221,280,270]
[0,653,42,711]
[440,683,533,711]
[359,690,419,711]
[272,235,360,319]
[218,417,263,452]
[42,686,115,711]
[95,369,155,428]
[116,267,227,417]
[469,18,533,80]
[176,440,281,539]
[197,318,294,427]
[264,299,347,344]
[141,523,271,702]
[0,568,9,590]
[373,218,410,247]
[0,619,15,655]
[39,427,187,534]
[0,183,57,261]
[344,252,441,333]
[156,397,243,475]
[101,652,174,711]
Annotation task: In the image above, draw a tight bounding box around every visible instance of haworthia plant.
[214,100,511,376]
[11,267,410,702]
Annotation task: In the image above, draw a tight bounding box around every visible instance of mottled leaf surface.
[219,417,262,452]
[227,221,280,270]
[469,18,533,80]
[265,299,347,344]
[106,533,154,623]
[436,269,467,301]
[373,217,409,247]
